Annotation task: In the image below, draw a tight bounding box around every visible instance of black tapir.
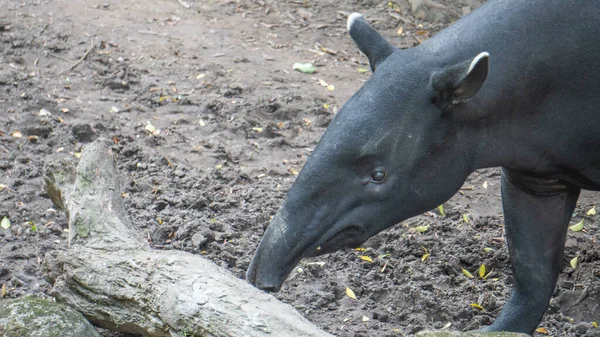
[247,0,600,333]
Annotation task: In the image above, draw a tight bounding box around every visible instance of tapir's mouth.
[305,224,366,257]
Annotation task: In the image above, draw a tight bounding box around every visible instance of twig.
[58,39,95,76]
[177,0,191,8]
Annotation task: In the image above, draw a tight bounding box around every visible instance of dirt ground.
[1,0,599,336]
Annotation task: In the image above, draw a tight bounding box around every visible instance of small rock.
[191,233,208,247]
[72,124,97,143]
[0,296,102,337]
[575,323,589,335]
[0,267,10,279]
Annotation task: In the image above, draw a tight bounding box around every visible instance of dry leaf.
[570,255,579,269]
[587,206,596,216]
[570,219,584,232]
[1,216,10,230]
[412,225,429,233]
[461,267,474,279]
[359,256,373,263]
[326,84,335,91]
[345,287,357,300]
[11,130,22,138]
[535,327,549,334]
[1,283,6,298]
[145,122,157,133]
[470,303,485,311]
[421,246,430,262]
[396,26,403,35]
[478,264,486,278]
[437,204,445,217]
[354,248,367,252]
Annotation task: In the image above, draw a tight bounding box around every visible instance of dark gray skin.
[247,0,600,333]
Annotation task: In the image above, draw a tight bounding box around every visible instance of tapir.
[247,0,600,333]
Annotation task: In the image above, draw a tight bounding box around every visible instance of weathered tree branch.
[43,139,333,337]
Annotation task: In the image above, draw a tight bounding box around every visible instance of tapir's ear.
[431,52,489,110]
[347,13,395,72]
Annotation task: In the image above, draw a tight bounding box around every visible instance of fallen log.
[42,139,333,337]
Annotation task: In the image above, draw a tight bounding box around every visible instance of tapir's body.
[248,0,600,334]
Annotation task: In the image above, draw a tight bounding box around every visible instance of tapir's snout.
[247,203,371,291]
[246,208,306,292]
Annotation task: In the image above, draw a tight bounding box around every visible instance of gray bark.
[43,139,333,337]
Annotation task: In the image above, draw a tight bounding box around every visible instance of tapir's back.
[420,0,600,190]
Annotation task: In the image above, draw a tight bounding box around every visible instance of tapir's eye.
[370,170,386,182]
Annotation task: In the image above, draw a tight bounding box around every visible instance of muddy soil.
[0,0,598,336]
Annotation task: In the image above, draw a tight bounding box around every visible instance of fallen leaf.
[289,167,299,175]
[362,315,369,322]
[196,73,206,79]
[461,267,474,279]
[326,84,335,91]
[359,255,373,263]
[252,127,264,133]
[570,255,579,269]
[292,62,316,74]
[323,103,330,109]
[346,287,357,300]
[482,181,488,189]
[570,219,584,232]
[110,106,120,113]
[396,26,403,35]
[483,247,494,253]
[11,130,22,138]
[1,283,6,298]
[39,108,52,117]
[145,122,157,133]
[462,214,470,223]
[421,246,430,262]
[535,327,549,334]
[318,78,328,86]
[478,264,486,278]
[470,303,485,311]
[592,322,598,328]
[60,108,69,113]
[437,204,445,217]
[357,68,370,73]
[354,248,367,252]
[587,206,596,216]
[1,217,10,229]
[74,152,82,158]
[412,225,429,233]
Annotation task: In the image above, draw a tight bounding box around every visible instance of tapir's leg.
[483,169,580,333]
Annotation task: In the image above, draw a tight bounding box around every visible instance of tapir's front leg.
[483,169,580,333]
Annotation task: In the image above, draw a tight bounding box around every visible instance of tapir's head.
[247,13,490,291]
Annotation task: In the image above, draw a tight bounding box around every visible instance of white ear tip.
[347,13,362,32]
[468,51,490,73]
